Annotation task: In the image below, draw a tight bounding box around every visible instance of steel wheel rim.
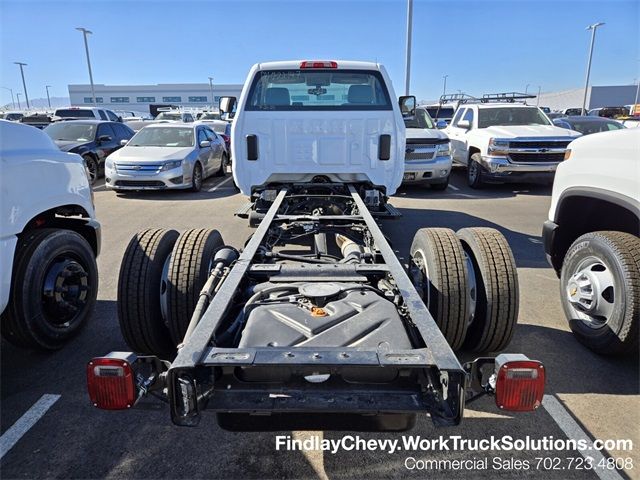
[412,250,430,307]
[463,251,477,327]
[469,161,478,182]
[85,158,97,183]
[41,254,90,327]
[565,255,616,328]
[194,165,202,189]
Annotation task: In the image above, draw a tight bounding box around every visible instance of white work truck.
[444,93,581,188]
[543,128,639,355]
[88,61,545,432]
[0,120,100,349]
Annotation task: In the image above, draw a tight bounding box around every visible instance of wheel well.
[553,195,639,269]
[20,205,99,256]
[468,147,480,162]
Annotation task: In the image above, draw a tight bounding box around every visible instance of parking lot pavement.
[1,170,638,479]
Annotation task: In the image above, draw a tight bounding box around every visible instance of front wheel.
[191,163,203,192]
[467,153,485,189]
[1,229,98,350]
[216,154,228,177]
[83,155,98,185]
[560,231,639,355]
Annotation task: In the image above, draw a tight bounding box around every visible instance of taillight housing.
[494,354,545,412]
[87,352,137,410]
[300,60,338,69]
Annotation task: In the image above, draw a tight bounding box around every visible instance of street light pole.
[76,27,96,106]
[16,93,22,109]
[442,75,449,96]
[208,76,214,109]
[581,22,605,116]
[1,86,15,109]
[14,62,30,109]
[404,0,413,95]
[536,86,541,106]
[525,84,530,94]
[45,85,52,109]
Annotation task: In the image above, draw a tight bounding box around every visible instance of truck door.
[447,108,472,164]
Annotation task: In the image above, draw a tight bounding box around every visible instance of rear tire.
[457,227,519,352]
[1,229,98,350]
[467,153,485,189]
[410,228,469,350]
[560,231,639,355]
[166,228,224,345]
[117,228,179,357]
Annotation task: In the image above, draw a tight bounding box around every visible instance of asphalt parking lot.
[1,169,638,480]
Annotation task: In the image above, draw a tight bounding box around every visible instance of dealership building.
[67,83,244,114]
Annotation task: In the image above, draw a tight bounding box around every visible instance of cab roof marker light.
[300,61,338,69]
[493,354,545,412]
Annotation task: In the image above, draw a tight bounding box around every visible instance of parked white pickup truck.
[543,128,639,355]
[0,120,100,350]
[445,100,581,188]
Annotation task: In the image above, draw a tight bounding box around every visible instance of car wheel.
[83,155,98,185]
[117,228,179,358]
[467,153,485,189]
[410,228,469,350]
[560,231,639,355]
[191,163,203,192]
[216,154,228,177]
[1,229,98,350]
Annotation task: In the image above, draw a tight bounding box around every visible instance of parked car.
[423,104,456,125]
[44,120,134,183]
[155,111,195,123]
[589,106,629,119]
[0,111,24,121]
[543,128,639,355]
[444,101,580,188]
[402,107,452,189]
[552,116,625,135]
[0,120,100,350]
[54,106,123,123]
[563,108,583,116]
[546,112,566,120]
[20,112,54,129]
[105,123,228,192]
[539,106,551,113]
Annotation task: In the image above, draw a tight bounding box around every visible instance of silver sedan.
[104,123,228,192]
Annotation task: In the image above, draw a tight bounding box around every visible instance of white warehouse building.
[68,83,244,114]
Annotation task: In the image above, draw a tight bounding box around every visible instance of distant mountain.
[1,96,70,111]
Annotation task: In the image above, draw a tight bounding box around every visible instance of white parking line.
[207,177,232,192]
[0,394,60,459]
[448,184,460,191]
[542,395,624,480]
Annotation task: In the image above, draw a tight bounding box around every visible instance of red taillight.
[494,355,545,412]
[87,354,137,410]
[220,134,230,143]
[300,60,338,69]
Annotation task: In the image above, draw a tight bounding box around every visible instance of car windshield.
[44,123,96,142]
[478,107,551,128]
[247,69,391,110]
[128,127,194,147]
[567,120,624,135]
[155,112,182,121]
[425,106,455,119]
[201,113,220,120]
[55,109,95,118]
[404,109,435,129]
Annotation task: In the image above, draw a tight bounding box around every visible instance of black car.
[552,116,625,136]
[44,120,134,183]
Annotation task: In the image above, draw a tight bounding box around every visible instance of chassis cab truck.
[88,61,545,431]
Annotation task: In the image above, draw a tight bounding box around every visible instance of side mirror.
[219,96,236,114]
[457,119,471,129]
[398,95,416,117]
[436,120,448,129]
[199,140,211,148]
[97,135,112,143]
[117,116,123,122]
[120,139,128,146]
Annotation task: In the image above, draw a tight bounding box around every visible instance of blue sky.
[1,0,638,104]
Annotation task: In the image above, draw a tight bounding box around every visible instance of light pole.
[525,84,530,94]
[45,85,52,109]
[404,0,413,95]
[16,92,22,109]
[633,79,640,116]
[442,75,449,96]
[536,86,541,106]
[76,27,96,106]
[208,76,214,109]
[1,86,15,109]
[14,62,30,109]
[581,22,605,115]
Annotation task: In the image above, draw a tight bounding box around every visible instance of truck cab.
[226,60,408,196]
[444,94,581,188]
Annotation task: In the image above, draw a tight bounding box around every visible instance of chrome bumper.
[403,156,452,183]
[480,155,559,174]
[105,166,190,190]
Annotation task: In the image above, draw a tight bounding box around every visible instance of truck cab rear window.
[246,70,392,111]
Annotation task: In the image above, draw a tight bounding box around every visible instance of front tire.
[560,231,639,355]
[410,228,469,350]
[83,155,98,185]
[117,228,179,357]
[467,153,485,189]
[191,163,203,192]
[166,228,224,345]
[216,154,228,177]
[1,229,98,350]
